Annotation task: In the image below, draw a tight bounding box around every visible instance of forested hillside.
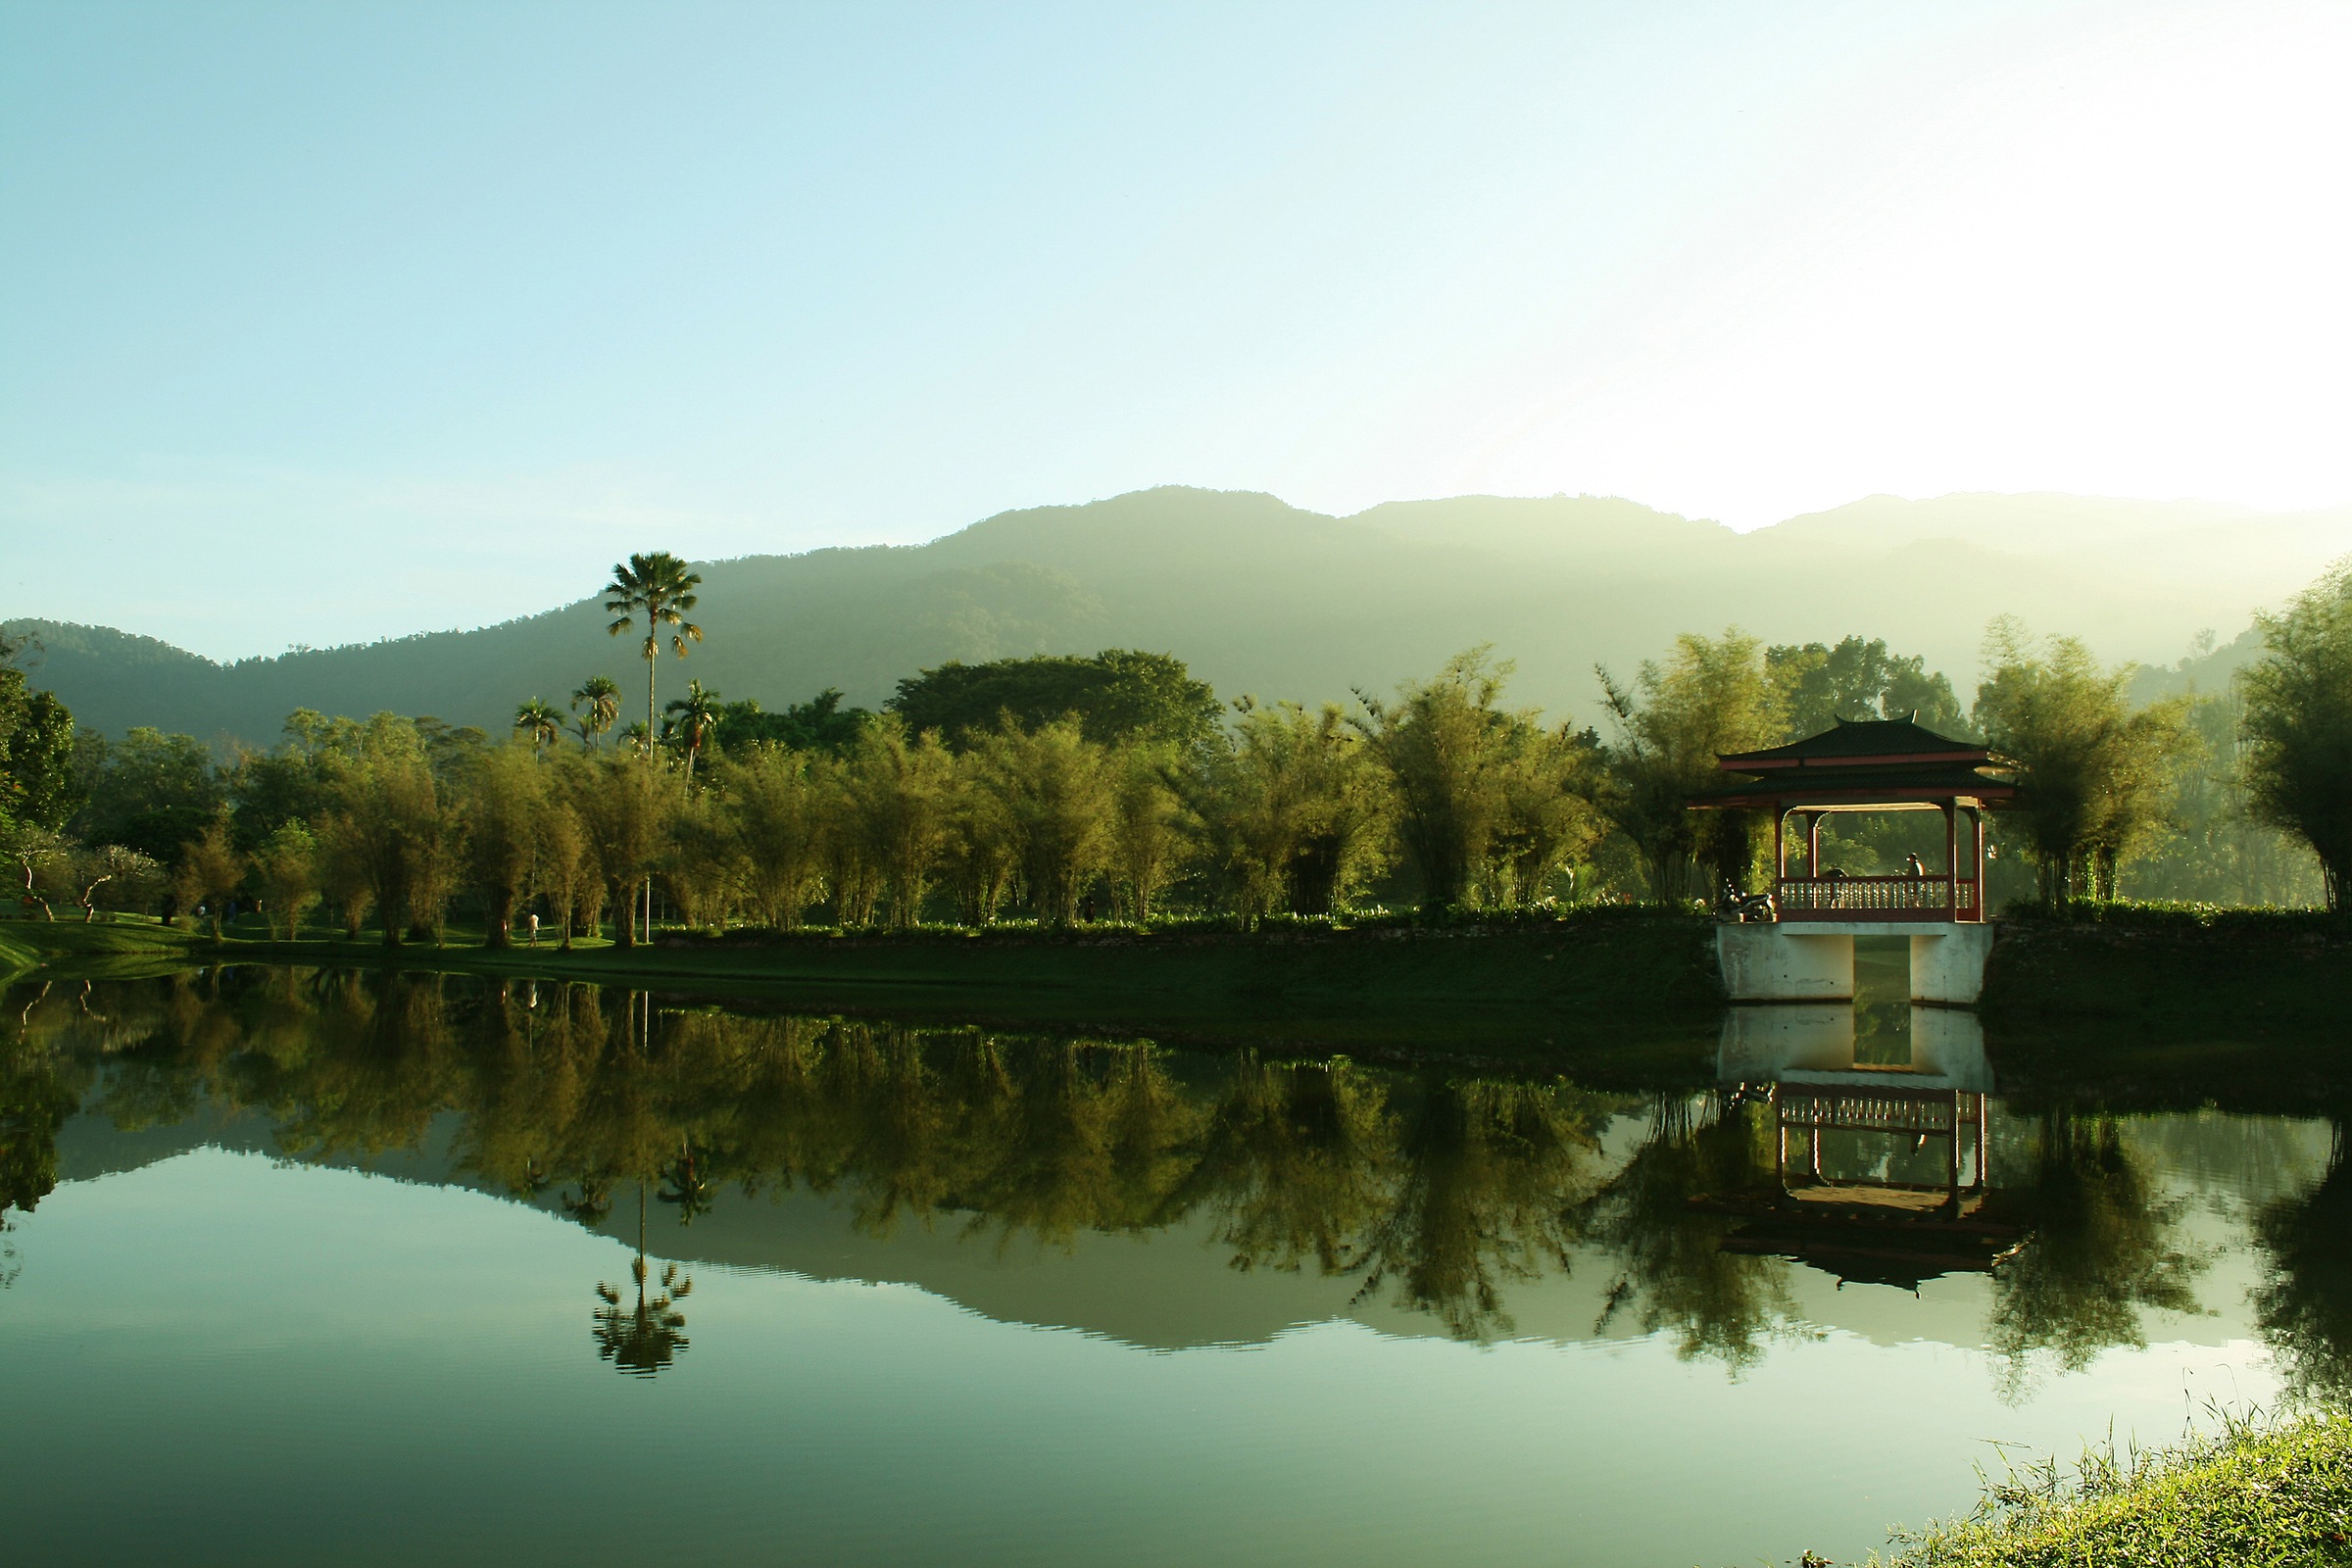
[10,487,2346,746]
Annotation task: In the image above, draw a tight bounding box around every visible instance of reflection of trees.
[0,1025,82,1224]
[43,973,1678,1343]
[2257,1119,2352,1401]
[1987,1107,2206,1391]
[1574,1094,1796,1371]
[1181,1055,1394,1277]
[1348,1077,1618,1341]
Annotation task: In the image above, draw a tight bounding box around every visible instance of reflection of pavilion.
[1707,1006,2029,1288]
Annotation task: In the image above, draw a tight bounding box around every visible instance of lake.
[3,967,2344,1567]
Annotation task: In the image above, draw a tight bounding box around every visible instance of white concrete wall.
[1911,924,1996,1004]
[1715,924,1855,1002]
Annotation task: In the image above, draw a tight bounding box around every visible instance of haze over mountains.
[13,487,2347,747]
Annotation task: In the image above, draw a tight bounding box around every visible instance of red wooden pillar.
[1772,804,1786,885]
[1966,805,1985,921]
[1942,802,1957,917]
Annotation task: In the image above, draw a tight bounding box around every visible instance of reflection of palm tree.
[658,1140,715,1225]
[593,1184,693,1376]
[561,1171,613,1228]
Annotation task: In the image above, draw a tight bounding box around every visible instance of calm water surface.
[2,968,2345,1567]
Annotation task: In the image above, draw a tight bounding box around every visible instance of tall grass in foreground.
[1869,1405,2352,1566]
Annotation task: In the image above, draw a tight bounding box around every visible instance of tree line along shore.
[3,552,2348,946]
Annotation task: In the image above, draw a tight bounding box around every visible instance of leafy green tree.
[570,753,676,947]
[0,636,79,836]
[819,754,880,928]
[840,718,955,927]
[314,813,375,938]
[603,553,705,751]
[172,815,244,937]
[1974,620,2194,905]
[318,715,458,947]
[1598,629,1783,901]
[69,726,224,865]
[69,842,163,921]
[514,698,564,753]
[1174,722,1312,927]
[1233,700,1393,916]
[970,717,1115,926]
[718,746,830,930]
[2240,562,2352,912]
[8,825,70,919]
[227,712,343,848]
[1489,722,1605,906]
[1767,635,1964,737]
[1354,650,1534,909]
[570,675,621,752]
[251,821,320,938]
[940,750,1018,926]
[2125,687,2323,905]
[715,689,872,755]
[1107,743,1185,922]
[888,650,1218,753]
[532,791,593,948]
[658,788,738,931]
[466,744,546,948]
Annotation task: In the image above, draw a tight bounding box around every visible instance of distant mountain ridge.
[10,487,2346,747]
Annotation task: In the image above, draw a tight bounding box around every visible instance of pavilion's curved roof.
[1693,715,2019,808]
[1717,715,1989,771]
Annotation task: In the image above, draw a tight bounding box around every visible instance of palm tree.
[514,698,564,753]
[663,679,724,781]
[602,554,704,755]
[570,675,621,752]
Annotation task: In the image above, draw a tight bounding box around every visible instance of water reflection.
[1716,1006,2014,1288]
[3,968,2346,1398]
[595,1184,693,1376]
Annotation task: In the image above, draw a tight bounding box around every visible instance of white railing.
[1776,875,1981,920]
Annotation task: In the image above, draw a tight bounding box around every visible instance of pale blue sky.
[5,1,2349,658]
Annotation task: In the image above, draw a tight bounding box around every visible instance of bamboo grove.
[13,557,2352,928]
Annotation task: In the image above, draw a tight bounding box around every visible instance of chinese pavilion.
[1691,716,2019,1004]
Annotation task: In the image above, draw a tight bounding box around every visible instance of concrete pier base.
[1909,923,1996,1005]
[1714,924,1855,1002]
[1715,920,1995,1005]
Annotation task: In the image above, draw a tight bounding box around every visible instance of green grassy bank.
[0,912,1727,1065]
[10,907,2349,1067]
[1977,909,2352,1107]
[1862,1409,2352,1567]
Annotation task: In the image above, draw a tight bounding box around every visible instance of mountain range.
[11,486,2346,747]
